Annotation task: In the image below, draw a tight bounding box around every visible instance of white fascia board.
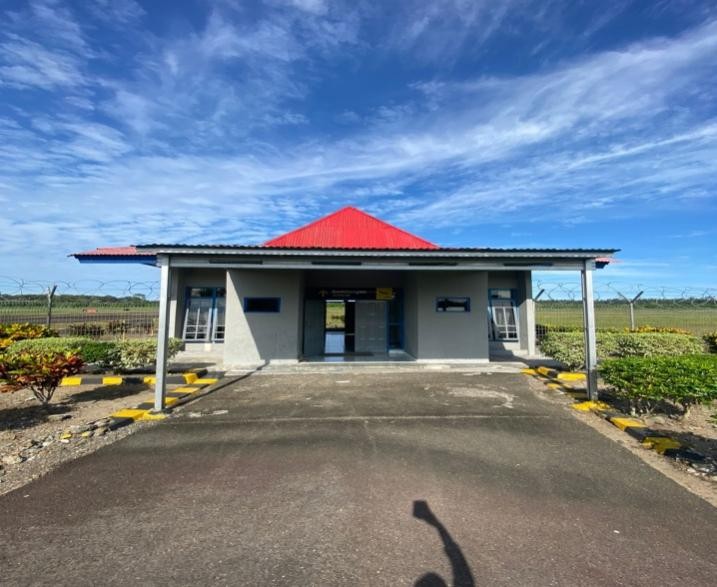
[168,258,586,271]
[141,247,615,259]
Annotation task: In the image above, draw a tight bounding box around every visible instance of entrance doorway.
[312,299,387,356]
[302,287,402,359]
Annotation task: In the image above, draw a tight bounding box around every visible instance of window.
[244,297,281,313]
[436,297,471,312]
[183,287,225,342]
[489,289,519,341]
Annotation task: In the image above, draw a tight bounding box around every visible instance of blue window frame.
[488,288,519,341]
[436,297,471,312]
[244,297,281,313]
[183,287,225,342]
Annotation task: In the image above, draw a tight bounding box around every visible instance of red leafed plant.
[0,351,84,407]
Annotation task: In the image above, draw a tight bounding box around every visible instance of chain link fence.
[535,281,717,339]
[0,277,160,339]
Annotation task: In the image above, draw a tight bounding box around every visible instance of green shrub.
[7,337,184,372]
[600,355,717,414]
[8,337,117,367]
[705,331,717,353]
[0,351,84,406]
[539,331,706,370]
[108,338,183,371]
[612,332,705,357]
[0,323,57,350]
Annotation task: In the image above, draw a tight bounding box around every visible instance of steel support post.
[581,261,598,401]
[154,255,172,412]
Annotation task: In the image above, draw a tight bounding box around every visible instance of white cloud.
[0,36,85,89]
[88,0,145,24]
[30,0,87,52]
[1,2,716,285]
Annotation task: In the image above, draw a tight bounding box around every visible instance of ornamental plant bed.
[0,380,179,495]
[596,354,717,468]
[6,337,184,373]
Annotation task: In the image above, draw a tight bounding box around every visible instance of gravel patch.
[0,382,177,495]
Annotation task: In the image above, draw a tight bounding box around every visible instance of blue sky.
[1,0,716,297]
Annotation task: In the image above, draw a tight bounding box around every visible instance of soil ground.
[596,384,717,462]
[0,382,178,495]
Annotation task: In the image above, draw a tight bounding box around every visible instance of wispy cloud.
[0,35,85,89]
[0,1,716,285]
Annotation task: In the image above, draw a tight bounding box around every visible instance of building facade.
[75,207,617,404]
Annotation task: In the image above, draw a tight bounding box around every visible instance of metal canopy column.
[154,254,172,412]
[581,260,598,401]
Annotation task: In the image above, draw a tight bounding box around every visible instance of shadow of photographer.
[413,500,476,587]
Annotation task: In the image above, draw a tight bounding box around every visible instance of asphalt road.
[1,370,716,586]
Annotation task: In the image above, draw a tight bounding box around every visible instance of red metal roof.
[263,206,439,250]
[73,246,153,257]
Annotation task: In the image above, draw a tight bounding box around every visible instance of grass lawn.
[537,303,717,335]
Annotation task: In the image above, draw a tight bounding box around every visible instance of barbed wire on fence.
[0,276,161,298]
[0,277,715,338]
[535,281,717,305]
[0,277,162,338]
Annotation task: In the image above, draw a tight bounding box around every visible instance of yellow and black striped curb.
[522,366,709,468]
[60,368,208,387]
[59,374,224,439]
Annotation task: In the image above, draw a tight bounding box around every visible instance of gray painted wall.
[411,271,489,360]
[224,269,302,366]
[403,273,419,357]
[169,266,536,363]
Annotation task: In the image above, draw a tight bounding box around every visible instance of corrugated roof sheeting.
[263,206,439,250]
[71,208,619,263]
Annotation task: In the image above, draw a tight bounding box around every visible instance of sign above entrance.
[307,287,395,301]
[376,288,394,300]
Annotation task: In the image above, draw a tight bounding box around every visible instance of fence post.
[617,290,644,330]
[46,284,57,329]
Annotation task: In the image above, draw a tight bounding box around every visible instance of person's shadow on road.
[413,500,476,587]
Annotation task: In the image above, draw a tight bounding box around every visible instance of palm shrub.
[600,355,717,415]
[0,351,84,407]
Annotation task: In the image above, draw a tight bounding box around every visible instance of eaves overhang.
[142,246,618,272]
[136,245,619,260]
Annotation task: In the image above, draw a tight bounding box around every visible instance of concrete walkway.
[1,371,715,586]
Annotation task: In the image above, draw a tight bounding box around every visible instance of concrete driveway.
[1,369,716,586]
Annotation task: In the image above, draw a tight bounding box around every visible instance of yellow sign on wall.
[376,287,394,300]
